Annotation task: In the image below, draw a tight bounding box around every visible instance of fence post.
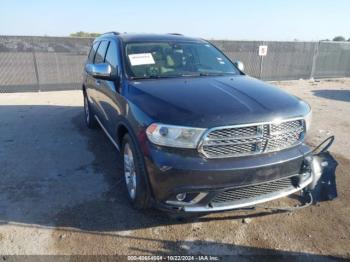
[32,51,40,92]
[259,42,264,80]
[310,41,320,79]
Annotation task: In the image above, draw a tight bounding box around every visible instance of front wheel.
[122,134,151,209]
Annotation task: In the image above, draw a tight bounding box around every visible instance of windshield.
[124,42,240,79]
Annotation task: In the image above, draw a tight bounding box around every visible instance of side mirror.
[234,61,244,72]
[85,63,116,80]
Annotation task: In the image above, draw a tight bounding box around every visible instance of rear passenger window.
[88,42,100,63]
[105,41,120,73]
[94,41,109,64]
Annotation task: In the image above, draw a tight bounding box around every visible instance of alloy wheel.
[123,142,137,200]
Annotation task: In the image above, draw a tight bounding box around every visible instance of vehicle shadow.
[312,89,350,102]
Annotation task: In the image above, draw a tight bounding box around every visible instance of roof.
[97,33,206,43]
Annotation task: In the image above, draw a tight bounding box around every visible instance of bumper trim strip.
[182,173,312,212]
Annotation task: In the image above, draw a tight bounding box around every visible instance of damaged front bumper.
[159,172,312,213]
[143,141,317,213]
[144,135,337,214]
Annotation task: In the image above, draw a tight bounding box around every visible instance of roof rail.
[168,33,183,36]
[101,31,120,36]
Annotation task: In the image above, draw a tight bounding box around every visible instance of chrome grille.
[199,119,305,158]
[271,121,303,133]
[212,176,297,204]
[207,126,258,139]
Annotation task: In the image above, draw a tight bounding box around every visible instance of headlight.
[304,109,312,132]
[146,123,206,148]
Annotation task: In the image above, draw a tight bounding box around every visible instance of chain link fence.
[0,36,349,92]
[313,41,350,78]
[0,36,92,92]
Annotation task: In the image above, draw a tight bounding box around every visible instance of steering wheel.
[147,66,160,76]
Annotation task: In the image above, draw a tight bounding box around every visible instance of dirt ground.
[0,78,349,260]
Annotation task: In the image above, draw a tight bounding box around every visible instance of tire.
[83,92,98,129]
[122,133,151,209]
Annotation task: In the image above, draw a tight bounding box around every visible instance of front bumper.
[172,173,312,212]
[142,141,312,213]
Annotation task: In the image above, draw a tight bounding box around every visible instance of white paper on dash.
[128,53,155,66]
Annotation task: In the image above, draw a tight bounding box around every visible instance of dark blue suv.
[82,32,313,213]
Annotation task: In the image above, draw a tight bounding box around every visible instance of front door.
[97,40,124,141]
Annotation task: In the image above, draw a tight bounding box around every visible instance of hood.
[127,75,310,127]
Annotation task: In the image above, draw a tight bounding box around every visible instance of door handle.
[95,79,101,86]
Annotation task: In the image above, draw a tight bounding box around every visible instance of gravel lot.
[0,78,349,260]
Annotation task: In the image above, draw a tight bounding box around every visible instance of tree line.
[325,36,350,42]
[70,31,101,37]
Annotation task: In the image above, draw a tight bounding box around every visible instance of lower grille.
[199,119,305,158]
[211,176,299,204]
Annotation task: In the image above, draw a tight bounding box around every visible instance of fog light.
[176,193,187,201]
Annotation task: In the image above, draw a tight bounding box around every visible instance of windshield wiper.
[180,72,232,77]
[199,72,232,76]
[131,75,166,80]
[130,72,234,80]
[130,75,179,80]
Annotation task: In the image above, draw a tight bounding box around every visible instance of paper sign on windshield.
[128,53,155,66]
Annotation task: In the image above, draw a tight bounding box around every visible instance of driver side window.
[88,42,100,63]
[94,41,109,64]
